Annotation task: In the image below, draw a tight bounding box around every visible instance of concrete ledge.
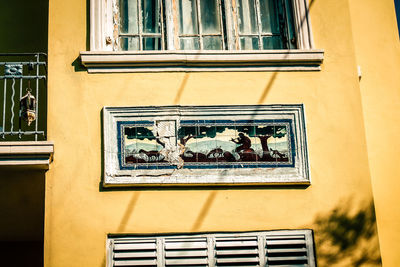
[80,50,324,73]
[0,141,54,170]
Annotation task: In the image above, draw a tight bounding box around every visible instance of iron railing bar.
[2,78,6,137]
[19,77,23,138]
[35,54,39,141]
[1,53,47,141]
[2,131,45,135]
[0,53,47,57]
[0,62,46,66]
[0,76,46,79]
[10,78,16,133]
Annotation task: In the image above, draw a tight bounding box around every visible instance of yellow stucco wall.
[349,0,400,266]
[45,0,383,266]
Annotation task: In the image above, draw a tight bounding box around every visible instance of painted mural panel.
[119,120,293,169]
[123,124,165,164]
[104,105,309,185]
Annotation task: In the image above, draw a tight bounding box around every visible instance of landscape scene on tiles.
[123,124,290,165]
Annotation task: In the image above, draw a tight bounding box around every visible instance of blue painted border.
[117,119,296,170]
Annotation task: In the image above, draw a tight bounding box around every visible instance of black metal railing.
[0,53,47,141]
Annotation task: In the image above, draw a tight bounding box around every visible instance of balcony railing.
[0,53,47,141]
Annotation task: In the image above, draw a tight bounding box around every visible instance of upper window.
[83,0,323,72]
[117,0,296,51]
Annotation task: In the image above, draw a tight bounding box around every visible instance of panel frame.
[103,104,310,186]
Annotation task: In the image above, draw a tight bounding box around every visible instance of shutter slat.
[114,243,157,250]
[267,248,307,253]
[215,237,257,241]
[165,238,206,242]
[216,249,258,255]
[265,235,304,240]
[165,242,207,249]
[114,251,157,258]
[216,257,259,263]
[165,258,208,265]
[266,240,306,245]
[268,256,308,261]
[114,239,156,243]
[165,250,208,257]
[114,259,157,266]
[216,240,258,247]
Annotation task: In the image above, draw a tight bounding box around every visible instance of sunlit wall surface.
[41,0,400,266]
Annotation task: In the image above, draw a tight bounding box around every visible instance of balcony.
[0,53,53,169]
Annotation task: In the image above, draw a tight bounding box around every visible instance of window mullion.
[196,0,203,50]
[164,0,176,49]
[224,0,236,50]
[283,0,295,49]
[160,0,166,50]
[218,0,226,50]
[282,0,290,49]
[138,0,143,50]
[255,0,263,49]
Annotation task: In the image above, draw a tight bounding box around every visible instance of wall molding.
[0,141,54,170]
[80,50,324,73]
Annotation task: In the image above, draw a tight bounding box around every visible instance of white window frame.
[106,229,316,267]
[103,104,310,187]
[81,0,324,72]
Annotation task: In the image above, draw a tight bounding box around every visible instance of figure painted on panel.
[231,132,251,153]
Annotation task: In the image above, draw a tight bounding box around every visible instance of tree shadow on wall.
[313,200,382,266]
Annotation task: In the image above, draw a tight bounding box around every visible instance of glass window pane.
[203,36,222,50]
[120,37,140,50]
[179,37,200,50]
[120,0,139,34]
[284,0,297,49]
[237,0,258,34]
[200,0,221,34]
[178,0,198,34]
[262,36,283,49]
[260,0,279,33]
[143,37,162,50]
[240,37,259,50]
[142,0,161,33]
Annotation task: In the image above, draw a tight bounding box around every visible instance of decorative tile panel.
[4,64,23,77]
[103,105,309,186]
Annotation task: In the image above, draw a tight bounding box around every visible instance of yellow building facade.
[1,0,400,266]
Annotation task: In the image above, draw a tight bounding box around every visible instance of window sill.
[0,141,54,170]
[80,50,324,73]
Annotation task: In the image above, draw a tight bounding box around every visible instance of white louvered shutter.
[111,237,158,266]
[215,235,261,266]
[108,230,316,267]
[164,236,208,266]
[265,231,315,266]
